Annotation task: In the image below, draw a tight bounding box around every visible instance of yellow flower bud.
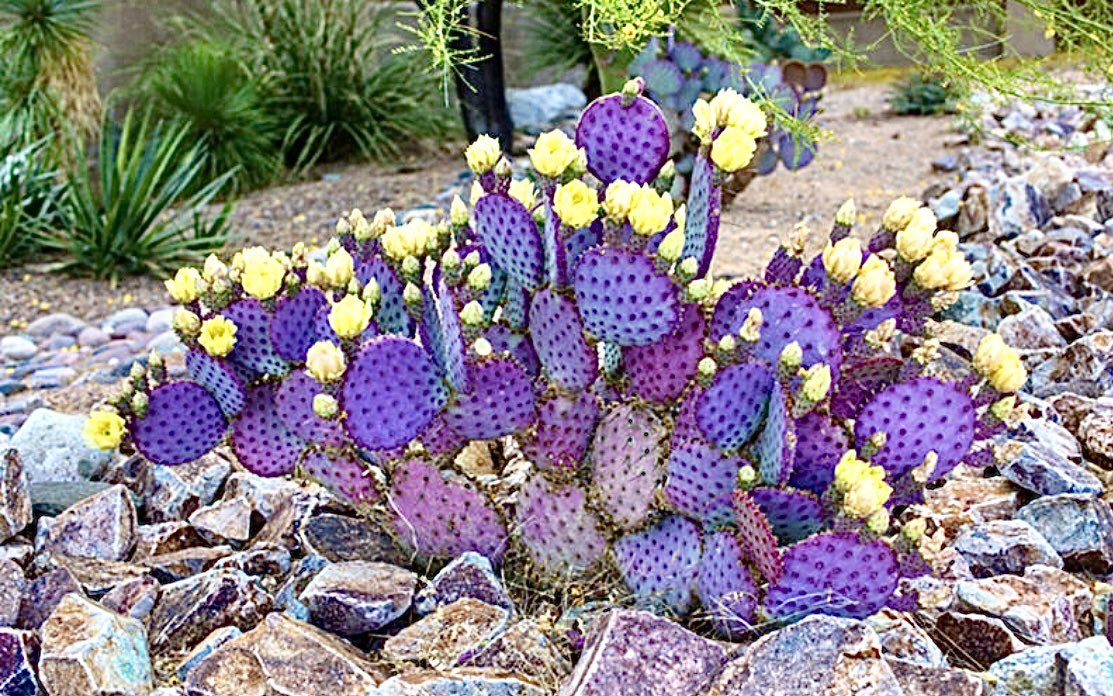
[687,277,712,300]
[737,464,756,487]
[882,196,921,231]
[629,187,673,237]
[657,227,685,263]
[529,129,580,178]
[801,363,832,402]
[306,340,347,383]
[990,395,1017,421]
[932,230,959,254]
[903,517,928,542]
[710,126,758,173]
[312,393,339,419]
[603,180,641,221]
[508,178,537,210]
[381,219,433,261]
[709,88,767,137]
[468,263,493,291]
[459,300,485,326]
[835,197,857,227]
[202,254,228,283]
[718,334,737,352]
[553,180,599,229]
[779,341,803,370]
[914,247,971,291]
[822,237,862,284]
[465,134,501,174]
[659,159,676,179]
[165,267,202,303]
[240,247,285,300]
[851,255,896,308]
[739,308,763,343]
[403,282,422,306]
[473,337,493,357]
[324,247,355,288]
[698,356,717,378]
[173,308,201,336]
[362,277,381,305]
[306,260,327,287]
[83,409,126,450]
[895,207,937,262]
[328,295,373,339]
[450,195,469,226]
[988,350,1027,393]
[692,98,714,142]
[198,316,237,357]
[371,208,395,236]
[865,507,891,534]
[677,256,699,279]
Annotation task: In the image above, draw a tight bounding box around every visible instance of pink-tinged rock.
[100,576,161,621]
[414,552,514,615]
[0,628,40,696]
[221,472,309,520]
[0,560,24,627]
[38,484,137,562]
[300,561,417,636]
[148,568,272,654]
[932,612,1023,669]
[188,497,254,545]
[298,513,406,565]
[867,611,946,667]
[175,626,242,682]
[464,619,572,687]
[17,566,81,630]
[376,668,546,695]
[0,450,31,543]
[144,453,231,523]
[706,615,903,696]
[919,477,1021,534]
[384,598,511,667]
[184,613,386,696]
[954,564,1092,645]
[211,544,291,578]
[560,609,727,696]
[885,658,986,696]
[39,594,153,696]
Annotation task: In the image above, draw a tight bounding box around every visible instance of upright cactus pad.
[613,515,701,614]
[231,383,307,476]
[269,287,328,362]
[185,350,246,418]
[590,405,665,529]
[275,371,348,446]
[516,475,608,574]
[854,377,976,481]
[341,337,448,451]
[389,459,507,562]
[575,93,670,184]
[681,154,720,278]
[529,288,598,392]
[422,279,468,392]
[763,532,900,621]
[718,285,842,375]
[565,221,603,272]
[475,193,545,290]
[222,298,290,377]
[131,381,227,465]
[356,256,412,336]
[788,412,848,495]
[697,531,759,638]
[732,490,783,583]
[444,358,537,440]
[755,384,795,486]
[830,357,903,420]
[749,487,825,544]
[525,391,601,471]
[623,303,706,403]
[664,440,742,524]
[696,361,774,452]
[301,450,379,504]
[485,324,540,378]
[573,248,681,346]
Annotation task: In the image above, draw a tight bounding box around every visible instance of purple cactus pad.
[444,358,537,440]
[664,440,743,524]
[230,383,307,476]
[222,298,290,377]
[275,371,348,446]
[485,324,540,377]
[524,391,601,471]
[573,247,680,346]
[131,381,227,465]
[185,350,246,418]
[613,515,701,614]
[830,357,903,420]
[681,154,720,277]
[854,377,976,481]
[590,405,665,529]
[515,474,608,574]
[788,412,849,495]
[565,221,603,272]
[754,384,795,486]
[341,337,448,451]
[749,488,825,544]
[421,279,468,392]
[302,449,379,504]
[529,288,598,392]
[356,255,413,336]
[764,246,804,285]
[732,490,783,583]
[763,532,900,621]
[417,414,467,459]
[475,193,545,290]
[623,303,706,404]
[697,530,759,639]
[696,360,774,452]
[269,287,328,362]
[575,93,670,184]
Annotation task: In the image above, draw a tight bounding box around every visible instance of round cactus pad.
[131,381,227,465]
[642,59,683,96]
[763,532,900,621]
[623,302,706,403]
[275,371,348,446]
[613,515,701,614]
[515,475,608,575]
[222,298,290,377]
[269,287,328,362]
[525,391,601,471]
[341,337,448,451]
[788,412,849,495]
[417,414,466,459]
[830,357,903,420]
[590,405,665,529]
[682,154,720,277]
[854,377,976,481]
[755,384,795,486]
[575,93,670,184]
[444,358,537,440]
[475,193,545,290]
[356,255,413,336]
[732,490,783,583]
[573,247,680,346]
[389,459,507,562]
[529,288,597,392]
[230,383,307,476]
[697,531,759,638]
[565,222,603,273]
[749,488,825,544]
[302,449,379,505]
[185,350,246,418]
[696,360,774,452]
[664,440,743,524]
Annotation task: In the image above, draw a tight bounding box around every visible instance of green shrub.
[0,137,66,265]
[49,109,233,280]
[521,0,596,93]
[890,72,961,116]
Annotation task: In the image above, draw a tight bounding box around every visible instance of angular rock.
[222,472,307,520]
[18,567,81,630]
[0,450,31,543]
[561,609,727,696]
[933,612,1023,669]
[49,555,150,596]
[952,519,1062,577]
[954,565,1092,644]
[145,453,231,523]
[39,594,153,696]
[38,484,137,562]
[997,305,1065,350]
[465,619,572,687]
[1064,636,1113,695]
[273,554,330,621]
[377,668,546,695]
[9,409,113,483]
[133,521,207,559]
[0,560,24,627]
[0,540,33,568]
[1017,494,1113,574]
[1079,408,1113,468]
[867,611,946,667]
[1029,331,1113,399]
[189,497,254,545]
[919,477,1021,534]
[997,440,1103,496]
[415,552,514,615]
[298,513,405,564]
[28,481,130,518]
[0,628,40,696]
[885,658,985,696]
[212,543,291,578]
[384,598,510,668]
[100,575,160,621]
[143,545,233,583]
[300,561,417,636]
[176,626,242,681]
[148,568,272,654]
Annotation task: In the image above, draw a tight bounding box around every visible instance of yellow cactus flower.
[470,180,485,207]
[553,180,599,229]
[851,255,896,308]
[974,334,1027,392]
[165,267,202,303]
[843,476,893,518]
[198,316,237,357]
[691,98,714,142]
[801,363,832,402]
[508,179,537,210]
[629,187,673,236]
[306,340,347,383]
[529,129,581,178]
[324,247,355,288]
[450,195,469,226]
[821,237,862,284]
[328,295,373,339]
[202,254,228,283]
[914,247,972,291]
[306,260,327,288]
[381,219,433,261]
[464,134,501,174]
[882,196,921,231]
[83,410,126,451]
[895,207,937,262]
[312,393,339,419]
[932,230,959,254]
[172,308,201,337]
[710,126,758,173]
[833,450,885,491]
[835,197,857,227]
[709,88,767,138]
[657,227,686,263]
[240,247,286,300]
[603,180,642,221]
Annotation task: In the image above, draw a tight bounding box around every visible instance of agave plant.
[0,136,66,265]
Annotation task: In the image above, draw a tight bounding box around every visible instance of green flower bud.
[313,393,339,419]
[737,465,757,488]
[835,197,857,227]
[402,255,422,277]
[459,301,485,326]
[718,334,737,353]
[131,392,149,419]
[738,308,763,343]
[326,237,341,254]
[659,159,676,179]
[464,250,481,268]
[473,337,493,357]
[362,277,381,305]
[442,248,461,270]
[657,228,685,263]
[865,507,890,535]
[697,356,717,378]
[687,278,712,301]
[403,282,422,306]
[677,256,699,281]
[779,341,803,370]
[468,263,493,291]
[902,517,927,543]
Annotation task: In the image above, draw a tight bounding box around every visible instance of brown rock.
[144,546,233,583]
[465,619,572,687]
[0,559,25,626]
[0,539,33,568]
[18,566,82,630]
[932,612,1023,669]
[920,478,1021,535]
[300,561,418,636]
[885,658,985,696]
[101,575,161,621]
[384,598,510,668]
[49,555,150,596]
[189,498,254,546]
[298,513,405,564]
[132,521,207,559]
[377,668,546,695]
[144,452,231,524]
[954,564,1092,644]
[38,484,137,562]
[0,450,32,543]
[148,568,272,654]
